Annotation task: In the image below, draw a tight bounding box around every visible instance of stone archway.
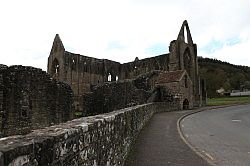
[183,99,189,110]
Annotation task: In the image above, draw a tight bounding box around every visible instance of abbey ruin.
[0,20,206,165]
[48,20,206,115]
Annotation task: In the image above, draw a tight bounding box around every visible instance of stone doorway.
[183,99,189,110]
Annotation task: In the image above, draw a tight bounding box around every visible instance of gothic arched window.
[52,58,60,75]
[184,75,188,88]
[183,48,191,76]
[108,73,111,82]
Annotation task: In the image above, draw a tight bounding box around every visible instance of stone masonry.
[0,102,178,166]
[83,71,174,116]
[0,65,74,137]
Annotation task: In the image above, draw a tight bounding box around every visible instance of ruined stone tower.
[169,20,200,106]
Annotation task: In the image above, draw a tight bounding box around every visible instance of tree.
[230,73,246,90]
[243,81,250,90]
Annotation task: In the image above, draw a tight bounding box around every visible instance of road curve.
[125,110,210,166]
[181,104,250,166]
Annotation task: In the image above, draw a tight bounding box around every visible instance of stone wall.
[156,71,194,109]
[120,54,170,80]
[0,65,74,137]
[0,102,178,166]
[83,81,150,116]
[83,71,174,116]
[0,65,8,138]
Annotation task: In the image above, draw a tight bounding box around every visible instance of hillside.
[198,57,250,98]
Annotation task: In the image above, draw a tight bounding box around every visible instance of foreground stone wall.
[0,65,74,137]
[0,102,178,166]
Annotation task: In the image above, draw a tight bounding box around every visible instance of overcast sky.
[0,0,250,71]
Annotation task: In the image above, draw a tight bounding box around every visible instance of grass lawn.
[207,96,250,106]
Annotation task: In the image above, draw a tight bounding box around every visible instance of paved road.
[181,104,250,166]
[125,110,210,166]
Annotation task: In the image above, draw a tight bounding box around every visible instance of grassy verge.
[207,96,250,106]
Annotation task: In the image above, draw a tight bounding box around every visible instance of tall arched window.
[52,58,60,76]
[183,48,191,76]
[184,75,188,88]
[108,73,111,82]
[184,26,188,43]
[83,62,88,72]
[71,59,77,71]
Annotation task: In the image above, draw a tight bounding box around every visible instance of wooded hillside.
[198,57,250,98]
